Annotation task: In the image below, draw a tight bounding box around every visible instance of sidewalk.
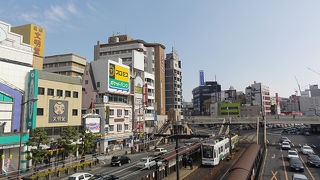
[162,163,199,180]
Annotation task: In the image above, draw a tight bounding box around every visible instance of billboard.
[108,61,130,93]
[200,70,204,85]
[30,24,45,56]
[26,70,39,129]
[135,76,143,94]
[85,118,100,134]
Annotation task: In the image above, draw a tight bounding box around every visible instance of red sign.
[276,93,279,103]
[145,83,148,105]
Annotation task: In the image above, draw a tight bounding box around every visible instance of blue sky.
[1,0,320,101]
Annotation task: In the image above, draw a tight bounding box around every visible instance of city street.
[263,129,320,180]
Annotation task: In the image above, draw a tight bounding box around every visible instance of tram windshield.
[202,146,213,158]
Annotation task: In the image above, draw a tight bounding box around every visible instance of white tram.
[201,137,230,166]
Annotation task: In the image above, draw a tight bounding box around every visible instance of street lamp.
[18,98,38,176]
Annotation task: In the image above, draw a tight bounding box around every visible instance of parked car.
[307,154,320,167]
[89,174,119,180]
[282,141,291,150]
[280,137,291,143]
[68,173,93,180]
[301,145,314,155]
[304,131,311,136]
[154,148,168,156]
[111,156,131,166]
[288,150,299,159]
[136,157,156,169]
[290,158,305,172]
[292,173,308,180]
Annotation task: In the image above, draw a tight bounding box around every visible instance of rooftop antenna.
[215,75,217,81]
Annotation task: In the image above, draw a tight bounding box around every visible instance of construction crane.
[294,76,302,96]
[307,67,320,77]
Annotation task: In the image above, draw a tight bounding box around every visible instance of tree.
[27,128,50,171]
[78,128,96,156]
[57,126,79,160]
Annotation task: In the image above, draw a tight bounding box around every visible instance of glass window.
[73,91,78,98]
[109,125,114,131]
[57,89,63,97]
[96,109,100,114]
[125,124,129,130]
[38,87,45,95]
[117,109,122,117]
[109,109,114,116]
[85,80,88,84]
[65,91,71,97]
[117,124,122,132]
[37,108,44,115]
[125,110,129,116]
[48,88,54,96]
[202,146,213,158]
[97,82,100,87]
[72,109,78,116]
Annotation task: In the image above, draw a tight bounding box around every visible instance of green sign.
[26,70,38,129]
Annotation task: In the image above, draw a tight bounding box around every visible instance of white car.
[68,173,93,180]
[301,145,314,155]
[281,141,291,150]
[288,150,299,159]
[136,157,156,169]
[292,173,308,180]
[154,148,168,156]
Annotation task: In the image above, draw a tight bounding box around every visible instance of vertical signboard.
[199,70,204,86]
[30,24,45,56]
[105,106,109,124]
[26,70,38,129]
[144,83,148,105]
[108,61,130,93]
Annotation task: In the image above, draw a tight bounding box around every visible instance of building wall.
[33,55,43,70]
[36,75,82,128]
[82,63,97,114]
[154,45,166,115]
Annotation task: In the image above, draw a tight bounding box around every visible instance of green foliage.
[79,128,96,155]
[27,128,50,167]
[57,126,79,156]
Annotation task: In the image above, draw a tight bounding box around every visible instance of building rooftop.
[38,70,81,85]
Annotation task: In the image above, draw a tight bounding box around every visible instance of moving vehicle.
[290,158,304,172]
[111,156,131,166]
[292,173,308,180]
[136,157,156,169]
[301,145,314,155]
[68,173,93,180]
[201,137,230,166]
[279,137,291,143]
[154,148,168,156]
[89,174,119,180]
[281,141,291,150]
[288,150,299,159]
[307,154,320,167]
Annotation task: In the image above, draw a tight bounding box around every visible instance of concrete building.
[43,53,86,77]
[245,81,271,115]
[93,35,166,116]
[81,63,98,115]
[310,84,320,97]
[165,48,182,114]
[182,101,193,117]
[279,95,300,114]
[240,105,260,117]
[299,96,320,115]
[192,81,221,115]
[36,70,82,135]
[0,20,34,173]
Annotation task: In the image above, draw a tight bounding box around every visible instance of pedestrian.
[182,156,187,168]
[188,157,193,170]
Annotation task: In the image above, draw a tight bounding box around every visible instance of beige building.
[43,53,86,77]
[36,71,82,135]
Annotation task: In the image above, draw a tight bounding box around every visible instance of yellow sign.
[109,62,130,92]
[30,24,45,56]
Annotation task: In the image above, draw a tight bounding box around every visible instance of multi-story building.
[11,24,45,70]
[310,84,320,97]
[245,81,271,115]
[93,35,166,116]
[43,53,86,77]
[192,81,221,115]
[0,20,34,173]
[35,70,82,136]
[165,48,182,114]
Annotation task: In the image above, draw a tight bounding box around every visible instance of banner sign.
[108,61,130,92]
[105,106,109,124]
[26,70,38,129]
[144,83,148,105]
[200,70,204,86]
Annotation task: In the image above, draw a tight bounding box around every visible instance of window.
[125,110,129,116]
[81,110,86,115]
[117,124,122,132]
[73,91,78,98]
[125,124,129,130]
[96,109,99,114]
[97,82,100,88]
[48,88,54,96]
[117,109,122,117]
[38,87,45,95]
[37,108,44,115]
[86,71,88,75]
[109,125,114,132]
[109,109,114,116]
[85,80,88,84]
[65,90,71,97]
[57,89,63,97]
[72,109,78,116]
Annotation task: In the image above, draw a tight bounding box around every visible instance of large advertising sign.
[49,100,68,123]
[85,118,100,134]
[26,70,39,129]
[108,61,130,93]
[134,76,143,94]
[30,24,45,56]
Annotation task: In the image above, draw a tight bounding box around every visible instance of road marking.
[300,156,315,180]
[292,143,294,147]
[281,154,288,180]
[271,170,278,180]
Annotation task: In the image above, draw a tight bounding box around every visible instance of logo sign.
[30,24,45,56]
[26,70,38,129]
[0,26,7,42]
[49,100,68,123]
[103,95,108,103]
[85,118,100,134]
[108,61,130,92]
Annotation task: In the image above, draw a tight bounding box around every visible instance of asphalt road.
[263,129,320,180]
